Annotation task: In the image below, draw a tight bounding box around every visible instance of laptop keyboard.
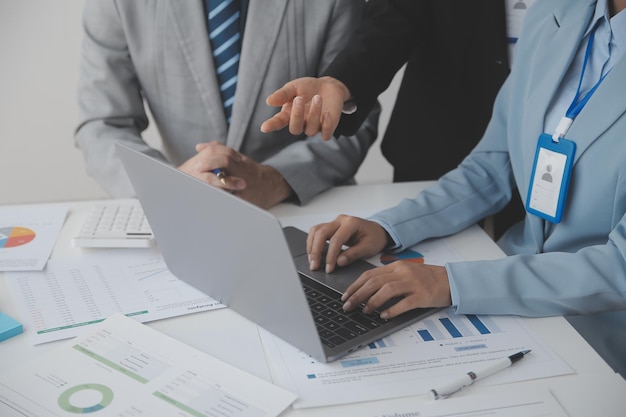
[301,276,389,349]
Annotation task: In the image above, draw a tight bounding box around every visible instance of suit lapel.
[520,2,595,172]
[568,57,626,164]
[519,1,596,250]
[166,1,228,140]
[227,0,289,149]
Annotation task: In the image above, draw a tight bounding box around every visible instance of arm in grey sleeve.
[74,0,166,197]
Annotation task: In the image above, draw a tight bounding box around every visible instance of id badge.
[526,133,576,223]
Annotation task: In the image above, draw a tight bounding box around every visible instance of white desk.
[1,182,625,416]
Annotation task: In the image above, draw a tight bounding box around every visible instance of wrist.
[435,266,452,307]
[263,165,294,205]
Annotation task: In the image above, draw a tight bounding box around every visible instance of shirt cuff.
[446,264,460,311]
[342,99,357,115]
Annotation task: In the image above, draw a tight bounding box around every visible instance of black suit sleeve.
[322,0,429,136]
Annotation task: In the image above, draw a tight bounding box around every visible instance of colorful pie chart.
[0,226,36,248]
[380,249,424,265]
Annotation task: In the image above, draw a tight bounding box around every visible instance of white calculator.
[72,203,154,248]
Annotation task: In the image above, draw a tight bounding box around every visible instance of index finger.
[260,110,291,133]
[307,223,332,270]
[265,84,298,107]
[340,268,378,306]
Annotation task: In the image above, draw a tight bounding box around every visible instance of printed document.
[5,248,224,344]
[0,313,296,417]
[261,309,572,408]
[259,235,571,408]
[296,387,568,417]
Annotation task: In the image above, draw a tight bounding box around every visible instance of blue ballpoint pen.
[212,168,227,185]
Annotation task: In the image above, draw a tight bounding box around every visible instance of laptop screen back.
[116,143,327,361]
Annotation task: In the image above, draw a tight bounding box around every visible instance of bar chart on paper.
[416,313,501,342]
[367,338,396,350]
[363,312,503,351]
[261,306,574,409]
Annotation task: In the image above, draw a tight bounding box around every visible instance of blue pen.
[212,168,227,185]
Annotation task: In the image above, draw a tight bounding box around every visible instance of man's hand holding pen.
[177,141,293,209]
[177,141,244,191]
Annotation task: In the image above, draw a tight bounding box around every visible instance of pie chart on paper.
[380,249,424,265]
[0,226,36,248]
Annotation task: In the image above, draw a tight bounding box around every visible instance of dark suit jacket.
[325,0,509,181]
[324,0,524,237]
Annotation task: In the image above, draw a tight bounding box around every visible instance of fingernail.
[380,312,389,320]
[343,301,352,311]
[337,255,347,267]
[325,264,332,274]
[310,260,317,270]
[362,306,371,314]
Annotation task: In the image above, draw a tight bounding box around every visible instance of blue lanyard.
[553,28,609,141]
[567,30,609,119]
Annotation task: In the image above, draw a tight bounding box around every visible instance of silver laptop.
[116,143,437,362]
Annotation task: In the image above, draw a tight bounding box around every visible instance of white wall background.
[0,1,398,206]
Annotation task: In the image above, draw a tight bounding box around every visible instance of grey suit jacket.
[370,0,626,375]
[75,0,379,203]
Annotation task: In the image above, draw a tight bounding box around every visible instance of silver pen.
[428,350,532,400]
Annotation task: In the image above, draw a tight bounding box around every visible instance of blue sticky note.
[0,312,23,342]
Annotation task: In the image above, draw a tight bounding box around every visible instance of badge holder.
[526,132,576,223]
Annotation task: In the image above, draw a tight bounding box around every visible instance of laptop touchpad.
[293,253,375,294]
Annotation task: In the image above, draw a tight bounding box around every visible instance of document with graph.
[0,313,296,417]
[5,248,224,344]
[261,308,572,408]
[260,237,572,408]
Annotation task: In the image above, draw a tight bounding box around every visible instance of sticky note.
[0,312,23,342]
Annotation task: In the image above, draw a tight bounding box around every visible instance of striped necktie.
[206,0,241,124]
